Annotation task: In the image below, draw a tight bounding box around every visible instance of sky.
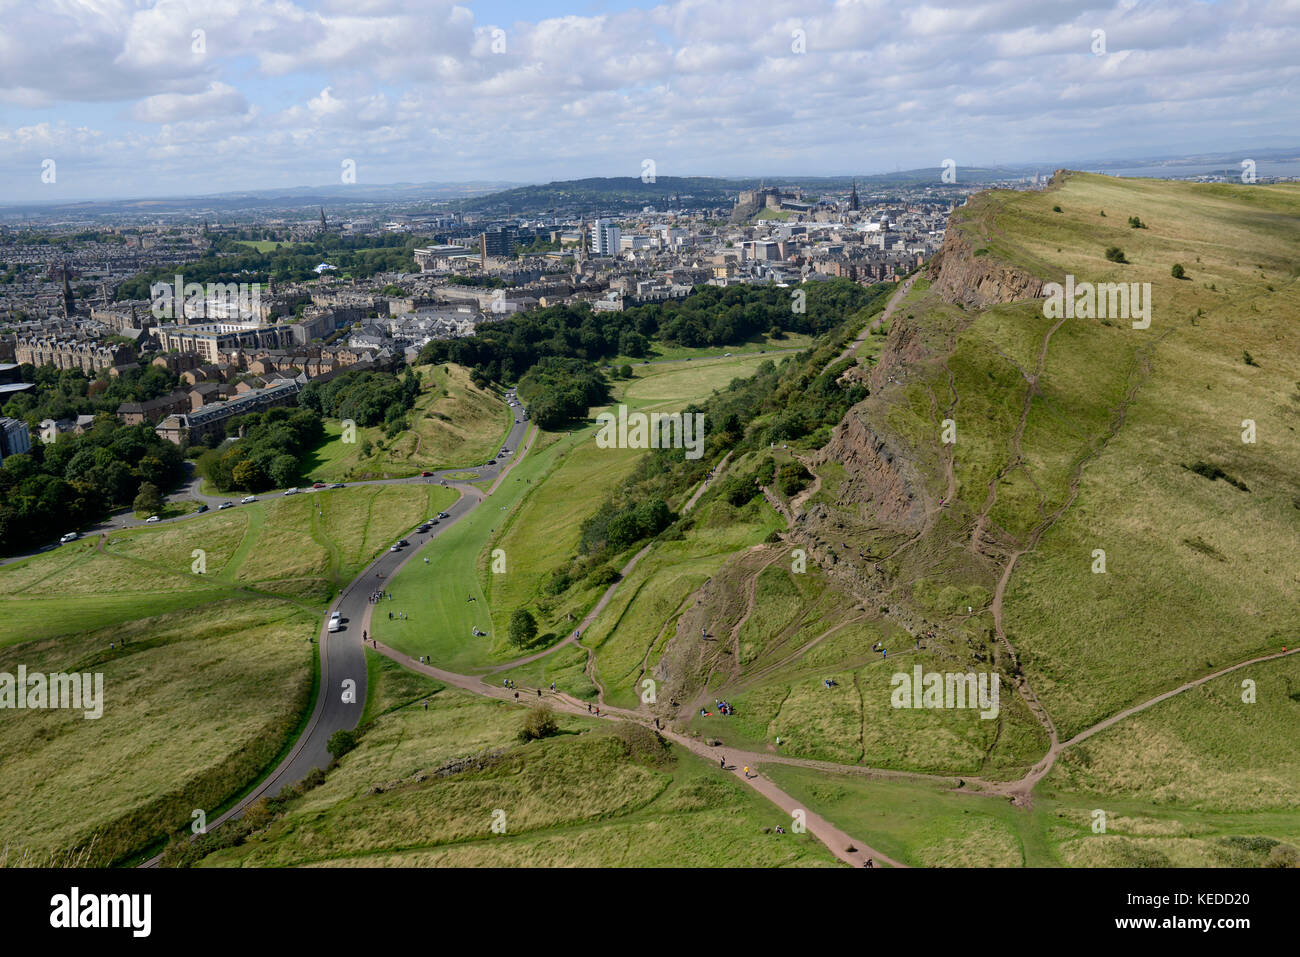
[0,0,1297,201]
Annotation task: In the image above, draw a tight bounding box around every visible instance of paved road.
[140,395,532,865]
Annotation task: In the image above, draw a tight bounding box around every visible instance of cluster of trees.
[515,357,609,429]
[0,418,185,553]
[299,368,421,437]
[196,407,324,492]
[115,234,426,301]
[1,364,180,426]
[577,498,673,565]
[419,278,874,383]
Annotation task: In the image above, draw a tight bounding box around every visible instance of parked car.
[330,483,345,489]
[241,495,257,504]
[59,532,78,544]
[397,539,409,547]
[389,544,401,552]
[330,611,341,621]
[328,618,341,633]
[218,502,234,510]
[284,487,299,496]
[437,512,449,519]
[146,515,161,523]
[312,482,325,489]
[421,470,434,477]
[195,503,208,513]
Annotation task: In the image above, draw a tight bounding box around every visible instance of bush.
[1105,247,1128,263]
[327,728,358,760]
[1171,263,1185,279]
[519,705,559,742]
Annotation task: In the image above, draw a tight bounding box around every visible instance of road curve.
[140,401,533,866]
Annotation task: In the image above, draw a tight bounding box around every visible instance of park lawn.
[0,598,315,866]
[196,688,839,868]
[376,429,577,670]
[608,332,810,367]
[301,363,510,482]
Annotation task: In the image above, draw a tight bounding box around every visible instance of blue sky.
[0,0,1296,201]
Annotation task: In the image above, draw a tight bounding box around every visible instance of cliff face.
[816,406,926,529]
[925,225,1044,308]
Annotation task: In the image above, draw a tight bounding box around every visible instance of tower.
[319,206,327,232]
[849,179,860,212]
[61,263,75,318]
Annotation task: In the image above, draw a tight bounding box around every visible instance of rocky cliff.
[925,222,1044,308]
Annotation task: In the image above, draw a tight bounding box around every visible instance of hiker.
[536,689,541,698]
[550,682,556,692]
[423,700,428,711]
[865,858,874,868]
[595,706,600,716]
[743,765,749,778]
[514,692,519,701]
[587,703,592,713]
[720,757,726,769]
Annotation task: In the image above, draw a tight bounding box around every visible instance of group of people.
[389,610,408,620]
[714,698,734,716]
[368,590,389,604]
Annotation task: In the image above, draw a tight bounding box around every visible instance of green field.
[0,483,455,864]
[376,352,789,672]
[194,683,839,868]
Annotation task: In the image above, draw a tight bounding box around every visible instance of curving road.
[140,394,532,866]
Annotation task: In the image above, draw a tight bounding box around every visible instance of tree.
[268,453,299,488]
[1171,263,1185,279]
[1104,246,1128,263]
[509,608,538,648]
[133,481,162,515]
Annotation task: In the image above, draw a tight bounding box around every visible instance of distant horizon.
[4,144,1299,211]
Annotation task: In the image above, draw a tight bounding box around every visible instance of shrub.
[519,705,559,742]
[327,728,358,760]
[1171,263,1185,279]
[1105,247,1128,263]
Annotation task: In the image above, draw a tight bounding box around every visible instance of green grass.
[195,689,839,867]
[0,482,458,864]
[0,599,315,866]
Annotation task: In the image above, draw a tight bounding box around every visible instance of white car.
[241,495,257,504]
[328,619,341,633]
[330,611,341,622]
[145,515,161,523]
[284,487,299,496]
[59,532,78,544]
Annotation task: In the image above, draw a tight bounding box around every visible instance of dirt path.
[832,272,919,371]
[366,637,902,868]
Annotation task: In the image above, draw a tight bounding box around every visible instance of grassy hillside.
[302,363,511,482]
[0,484,454,864]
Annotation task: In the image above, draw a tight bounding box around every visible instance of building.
[0,416,31,463]
[155,379,302,446]
[480,227,519,259]
[592,219,621,257]
[15,337,134,374]
[154,321,294,363]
